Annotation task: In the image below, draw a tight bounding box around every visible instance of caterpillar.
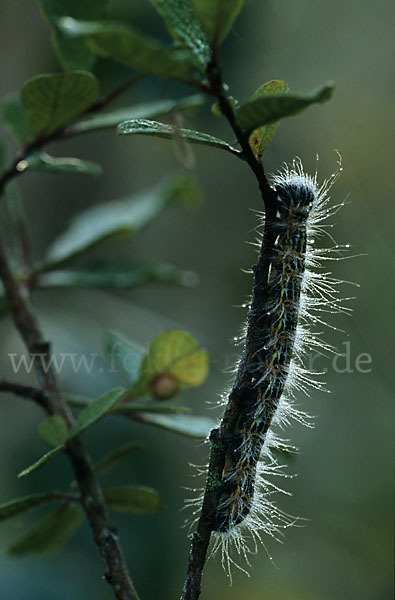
[187,158,350,576]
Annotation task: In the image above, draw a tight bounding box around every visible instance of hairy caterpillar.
[187,158,350,576]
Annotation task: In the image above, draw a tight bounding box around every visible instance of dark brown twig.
[180,53,279,600]
[0,76,144,600]
[0,379,48,407]
[0,232,140,600]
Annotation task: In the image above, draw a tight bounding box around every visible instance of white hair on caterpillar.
[185,156,353,580]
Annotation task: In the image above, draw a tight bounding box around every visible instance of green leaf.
[38,415,68,447]
[94,442,144,478]
[192,0,246,45]
[68,387,124,438]
[38,263,197,290]
[140,330,209,389]
[58,18,201,84]
[37,0,109,70]
[104,331,145,385]
[18,446,64,478]
[8,504,83,556]
[21,71,98,135]
[2,93,35,143]
[44,175,199,269]
[0,492,61,523]
[150,0,211,70]
[135,412,215,439]
[20,151,102,176]
[117,119,239,155]
[68,94,205,135]
[103,485,162,514]
[248,80,288,156]
[237,82,334,133]
[19,388,124,478]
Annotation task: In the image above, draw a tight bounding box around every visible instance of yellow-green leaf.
[140,330,209,390]
[248,80,288,156]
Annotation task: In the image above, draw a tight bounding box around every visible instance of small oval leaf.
[21,71,99,135]
[132,330,209,400]
[237,82,334,133]
[248,80,288,156]
[143,330,209,387]
[38,415,68,447]
[103,485,162,514]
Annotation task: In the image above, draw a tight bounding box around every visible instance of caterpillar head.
[275,177,317,223]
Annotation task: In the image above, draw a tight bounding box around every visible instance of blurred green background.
[0,1,393,599]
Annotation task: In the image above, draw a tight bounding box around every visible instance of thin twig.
[0,76,142,196]
[0,379,48,408]
[180,53,279,600]
[0,231,140,600]
[0,76,144,600]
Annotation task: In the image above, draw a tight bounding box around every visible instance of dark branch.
[180,53,279,600]
[0,75,145,599]
[0,232,140,600]
[0,379,48,408]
